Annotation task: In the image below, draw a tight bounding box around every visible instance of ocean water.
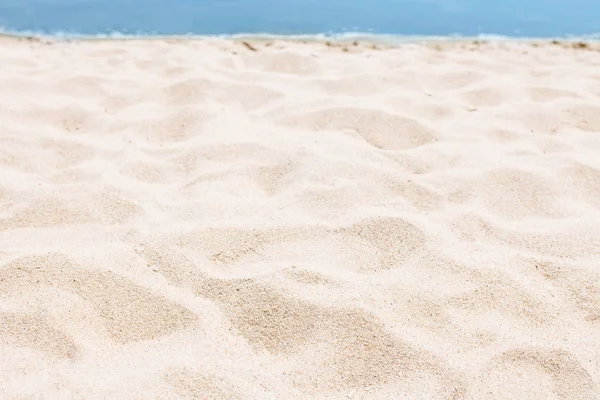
[0,0,598,39]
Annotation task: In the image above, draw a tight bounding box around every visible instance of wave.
[2,27,600,43]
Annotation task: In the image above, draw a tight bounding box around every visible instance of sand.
[0,36,599,399]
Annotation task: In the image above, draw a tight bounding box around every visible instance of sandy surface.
[0,37,599,399]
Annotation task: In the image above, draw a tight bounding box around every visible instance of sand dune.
[0,37,599,399]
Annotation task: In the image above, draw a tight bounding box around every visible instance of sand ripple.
[0,38,599,399]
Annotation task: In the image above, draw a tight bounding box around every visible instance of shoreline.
[2,30,600,48]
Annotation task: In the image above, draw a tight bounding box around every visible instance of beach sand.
[0,37,599,399]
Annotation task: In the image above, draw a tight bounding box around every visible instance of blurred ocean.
[0,0,598,38]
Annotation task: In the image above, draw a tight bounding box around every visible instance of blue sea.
[0,0,598,39]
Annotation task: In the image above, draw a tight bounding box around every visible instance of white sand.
[0,36,599,399]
